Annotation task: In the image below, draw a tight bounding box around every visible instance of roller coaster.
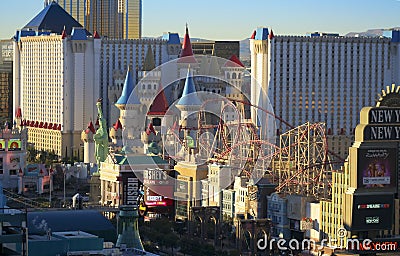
[164,96,345,200]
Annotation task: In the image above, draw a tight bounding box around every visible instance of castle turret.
[176,68,202,160]
[115,67,143,153]
[162,32,181,60]
[81,121,96,164]
[176,25,199,101]
[109,118,123,147]
[14,106,23,129]
[250,27,270,126]
[137,45,161,110]
[223,55,246,119]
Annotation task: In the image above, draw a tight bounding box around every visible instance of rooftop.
[22,1,88,36]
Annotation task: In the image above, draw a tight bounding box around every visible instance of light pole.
[49,167,53,207]
[63,167,66,207]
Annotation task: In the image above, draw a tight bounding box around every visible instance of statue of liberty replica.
[93,98,109,168]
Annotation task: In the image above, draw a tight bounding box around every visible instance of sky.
[0,0,400,40]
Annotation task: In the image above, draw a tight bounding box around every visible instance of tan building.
[321,87,400,250]
[175,162,208,220]
[55,0,142,39]
[320,167,350,246]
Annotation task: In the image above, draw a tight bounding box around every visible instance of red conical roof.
[170,120,179,131]
[178,25,197,63]
[147,85,169,116]
[48,123,53,129]
[113,119,123,130]
[146,123,156,135]
[250,30,256,39]
[224,54,245,68]
[93,31,100,39]
[16,107,22,118]
[268,29,274,40]
[86,121,96,134]
[61,28,67,39]
[180,25,194,58]
[95,118,99,127]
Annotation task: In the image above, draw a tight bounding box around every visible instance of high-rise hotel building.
[14,2,99,158]
[53,0,142,39]
[250,28,398,136]
[0,40,13,124]
[14,2,177,158]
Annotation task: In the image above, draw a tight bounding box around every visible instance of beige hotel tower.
[53,0,142,39]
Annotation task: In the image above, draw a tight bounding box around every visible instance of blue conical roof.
[177,68,202,106]
[116,69,140,105]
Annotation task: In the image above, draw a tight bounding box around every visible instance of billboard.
[176,179,189,194]
[7,139,21,151]
[144,188,173,207]
[0,41,13,63]
[350,194,394,231]
[357,148,397,189]
[121,172,142,207]
[143,169,174,207]
[0,139,5,151]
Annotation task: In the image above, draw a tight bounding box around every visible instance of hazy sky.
[0,0,400,40]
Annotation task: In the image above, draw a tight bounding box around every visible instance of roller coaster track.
[166,96,347,199]
[3,189,48,209]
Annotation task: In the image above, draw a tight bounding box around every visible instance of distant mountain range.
[151,28,400,61]
[345,28,400,37]
[239,28,400,60]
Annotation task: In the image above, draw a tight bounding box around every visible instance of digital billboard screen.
[350,194,394,231]
[357,148,397,189]
[144,187,173,207]
[7,139,21,151]
[143,169,174,206]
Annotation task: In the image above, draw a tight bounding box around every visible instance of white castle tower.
[109,118,123,147]
[81,121,96,164]
[175,68,202,161]
[115,67,144,153]
[222,55,247,121]
[249,27,272,126]
[137,45,162,110]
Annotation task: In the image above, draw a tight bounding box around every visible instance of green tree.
[27,145,38,163]
[163,232,178,254]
